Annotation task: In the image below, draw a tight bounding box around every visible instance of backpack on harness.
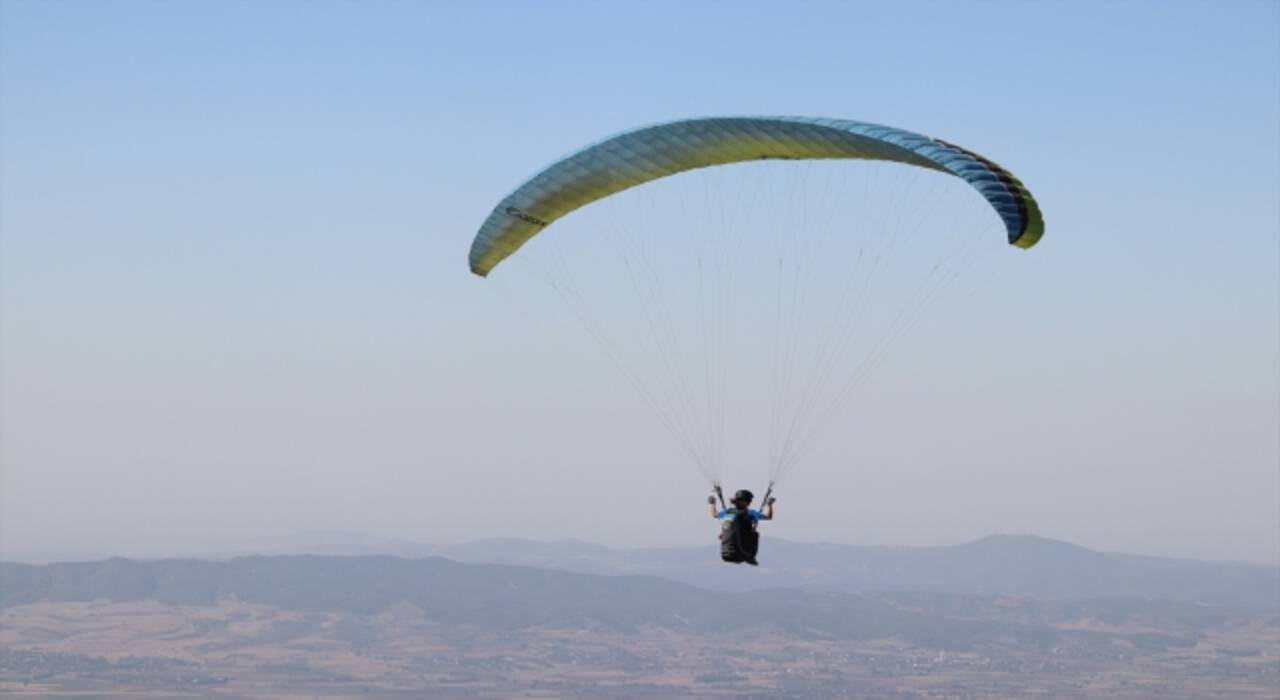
[719,509,759,564]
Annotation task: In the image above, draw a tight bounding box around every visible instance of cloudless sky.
[2,1,1277,564]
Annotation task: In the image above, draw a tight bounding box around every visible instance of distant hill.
[5,555,1276,699]
[6,552,1278,700]
[181,532,1280,609]
[0,556,1031,648]
[5,554,1267,657]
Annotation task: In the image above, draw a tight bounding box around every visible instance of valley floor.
[3,598,1276,699]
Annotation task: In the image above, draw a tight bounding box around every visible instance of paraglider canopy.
[469,116,1043,278]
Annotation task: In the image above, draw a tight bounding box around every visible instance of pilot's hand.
[765,497,777,506]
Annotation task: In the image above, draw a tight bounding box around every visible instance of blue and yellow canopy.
[469,116,1043,276]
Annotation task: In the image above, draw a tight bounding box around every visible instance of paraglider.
[469,116,1044,565]
[710,487,774,566]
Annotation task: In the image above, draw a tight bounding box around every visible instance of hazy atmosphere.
[3,0,1278,569]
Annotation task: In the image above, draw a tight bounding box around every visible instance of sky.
[2,0,1277,565]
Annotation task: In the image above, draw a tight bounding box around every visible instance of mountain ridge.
[6,553,1274,699]
[3,532,1276,610]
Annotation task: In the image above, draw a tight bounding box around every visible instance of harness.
[715,485,769,564]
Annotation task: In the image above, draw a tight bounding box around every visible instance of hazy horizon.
[3,1,1278,568]
[6,552,1274,698]
[4,529,1278,571]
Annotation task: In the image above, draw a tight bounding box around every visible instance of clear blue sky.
[2,1,1277,564]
